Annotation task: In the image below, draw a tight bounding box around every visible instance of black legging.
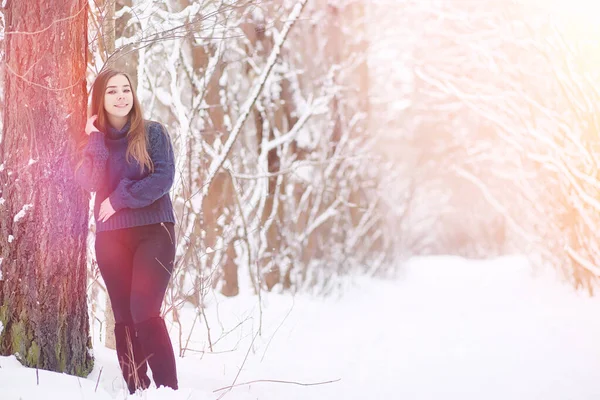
[95,222,175,324]
[95,221,178,391]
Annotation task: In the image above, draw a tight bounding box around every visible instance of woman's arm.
[74,131,109,192]
[108,123,175,210]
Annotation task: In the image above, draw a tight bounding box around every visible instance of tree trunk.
[0,0,93,376]
[197,37,239,297]
[98,0,116,60]
[202,66,239,296]
[112,0,138,87]
[96,0,119,352]
[93,0,140,352]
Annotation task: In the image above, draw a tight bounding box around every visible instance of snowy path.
[2,255,600,399]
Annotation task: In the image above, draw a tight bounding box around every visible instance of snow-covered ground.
[2,255,600,399]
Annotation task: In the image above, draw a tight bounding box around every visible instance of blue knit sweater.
[75,120,176,232]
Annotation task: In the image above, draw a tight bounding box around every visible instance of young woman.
[74,68,178,393]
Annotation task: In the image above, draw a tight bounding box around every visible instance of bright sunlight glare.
[535,0,600,32]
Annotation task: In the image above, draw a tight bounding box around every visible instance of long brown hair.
[75,68,153,174]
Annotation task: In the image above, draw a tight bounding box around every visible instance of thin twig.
[201,305,214,352]
[212,314,253,348]
[181,311,199,358]
[5,63,86,92]
[95,367,103,392]
[216,330,260,400]
[4,2,87,36]
[260,297,295,362]
[214,377,341,392]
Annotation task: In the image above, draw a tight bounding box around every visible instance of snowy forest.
[1,0,600,395]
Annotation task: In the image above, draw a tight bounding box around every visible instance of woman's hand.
[99,197,116,222]
[85,115,99,136]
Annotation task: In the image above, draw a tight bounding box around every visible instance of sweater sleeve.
[108,124,175,211]
[74,131,109,192]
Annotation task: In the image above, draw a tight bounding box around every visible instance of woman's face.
[103,74,134,119]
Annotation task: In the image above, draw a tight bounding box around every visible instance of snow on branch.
[201,0,309,200]
[13,203,33,223]
[265,95,329,152]
[566,245,600,277]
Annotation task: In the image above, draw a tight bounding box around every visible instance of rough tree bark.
[0,0,93,375]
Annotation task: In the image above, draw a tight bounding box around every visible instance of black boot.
[135,317,178,390]
[114,323,152,394]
